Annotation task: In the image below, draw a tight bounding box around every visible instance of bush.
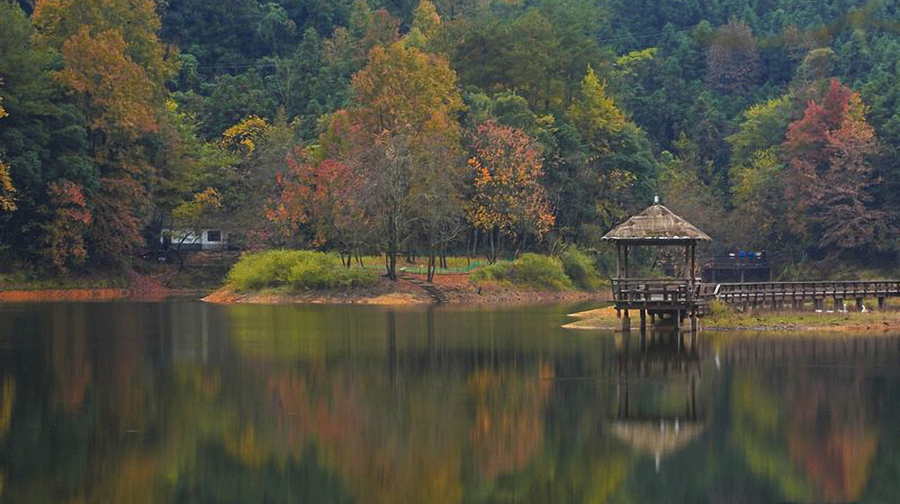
[559,247,603,290]
[227,250,377,291]
[705,298,737,323]
[470,253,573,290]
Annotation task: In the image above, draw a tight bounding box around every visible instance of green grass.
[226,250,378,292]
[0,270,127,290]
[470,253,574,291]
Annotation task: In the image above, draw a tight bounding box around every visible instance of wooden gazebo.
[601,204,712,333]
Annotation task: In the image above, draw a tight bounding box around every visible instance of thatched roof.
[601,204,711,243]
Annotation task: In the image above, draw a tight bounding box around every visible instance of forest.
[1,0,899,278]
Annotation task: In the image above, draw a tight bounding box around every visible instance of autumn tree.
[466,121,554,261]
[0,2,96,265]
[706,20,761,95]
[32,0,179,263]
[43,180,91,272]
[271,136,369,264]
[411,131,467,281]
[332,39,464,279]
[0,92,14,214]
[219,113,298,248]
[782,79,882,255]
[352,40,463,142]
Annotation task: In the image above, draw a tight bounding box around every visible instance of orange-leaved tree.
[336,40,464,279]
[467,120,554,261]
[43,180,91,273]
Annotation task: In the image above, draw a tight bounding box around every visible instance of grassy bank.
[226,250,379,292]
[566,299,900,333]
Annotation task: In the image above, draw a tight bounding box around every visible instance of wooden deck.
[611,278,705,310]
[708,280,900,310]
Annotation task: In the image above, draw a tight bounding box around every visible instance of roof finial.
[654,195,659,204]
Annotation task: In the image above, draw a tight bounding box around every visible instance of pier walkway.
[708,280,900,310]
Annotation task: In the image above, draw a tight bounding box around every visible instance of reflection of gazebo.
[610,420,705,469]
[612,328,704,470]
[601,204,712,333]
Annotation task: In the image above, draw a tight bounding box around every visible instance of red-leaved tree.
[271,147,368,264]
[782,79,882,254]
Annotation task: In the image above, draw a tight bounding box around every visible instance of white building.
[161,228,228,251]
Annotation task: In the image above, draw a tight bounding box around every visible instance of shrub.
[471,253,573,290]
[559,247,603,290]
[705,298,737,323]
[227,250,377,291]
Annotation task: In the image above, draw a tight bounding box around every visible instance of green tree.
[0,1,95,264]
[563,67,658,238]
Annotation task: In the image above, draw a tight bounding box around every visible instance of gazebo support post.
[615,244,621,278]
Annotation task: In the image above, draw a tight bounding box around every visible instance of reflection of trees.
[0,374,13,495]
[468,362,552,480]
[731,372,812,501]
[784,370,877,502]
[50,304,91,413]
[266,362,467,504]
[731,368,879,503]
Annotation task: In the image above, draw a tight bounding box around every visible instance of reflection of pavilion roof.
[610,420,704,460]
[601,204,711,243]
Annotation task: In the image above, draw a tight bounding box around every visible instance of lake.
[0,300,898,503]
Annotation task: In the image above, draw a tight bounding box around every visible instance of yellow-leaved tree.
[0,90,16,213]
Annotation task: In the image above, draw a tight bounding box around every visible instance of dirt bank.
[0,269,184,302]
[0,288,131,302]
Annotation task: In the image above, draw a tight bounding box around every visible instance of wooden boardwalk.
[708,280,900,310]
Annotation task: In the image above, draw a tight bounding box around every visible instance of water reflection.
[0,301,899,503]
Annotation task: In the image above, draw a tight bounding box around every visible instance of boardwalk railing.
[708,280,900,309]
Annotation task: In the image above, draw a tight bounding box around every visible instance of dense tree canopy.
[1,0,900,274]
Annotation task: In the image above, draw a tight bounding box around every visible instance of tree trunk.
[388,247,397,280]
[427,247,436,283]
[488,228,496,264]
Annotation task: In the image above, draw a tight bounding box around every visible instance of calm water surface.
[1,301,899,503]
